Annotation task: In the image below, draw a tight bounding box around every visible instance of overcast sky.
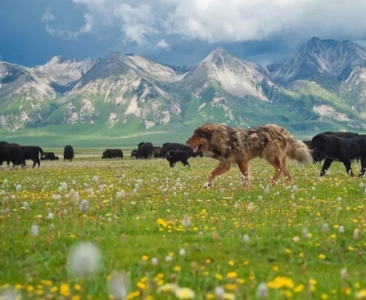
[2,0,366,68]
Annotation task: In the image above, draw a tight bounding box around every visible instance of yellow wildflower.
[59,283,70,297]
[227,272,238,279]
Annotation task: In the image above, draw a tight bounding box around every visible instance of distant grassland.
[0,121,358,148]
[1,157,366,299]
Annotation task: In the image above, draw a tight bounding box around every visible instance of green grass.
[1,156,366,299]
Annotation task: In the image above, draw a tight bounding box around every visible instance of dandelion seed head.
[67,241,102,277]
[31,224,39,236]
[80,199,88,213]
[107,271,130,300]
[256,282,268,298]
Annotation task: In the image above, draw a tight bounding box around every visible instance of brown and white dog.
[186,123,312,187]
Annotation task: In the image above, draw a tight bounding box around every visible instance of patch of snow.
[313,105,350,121]
[126,55,186,82]
[144,120,156,129]
[108,113,118,128]
[197,103,206,112]
[125,95,139,116]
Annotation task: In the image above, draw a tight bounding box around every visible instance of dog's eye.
[196,129,212,140]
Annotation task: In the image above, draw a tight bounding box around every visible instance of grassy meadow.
[1,153,366,299]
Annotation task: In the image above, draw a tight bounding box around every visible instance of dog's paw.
[203,182,211,188]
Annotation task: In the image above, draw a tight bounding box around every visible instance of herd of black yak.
[1,130,366,177]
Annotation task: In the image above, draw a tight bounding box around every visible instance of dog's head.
[186,124,215,153]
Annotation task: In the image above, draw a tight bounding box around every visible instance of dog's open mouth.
[192,145,202,153]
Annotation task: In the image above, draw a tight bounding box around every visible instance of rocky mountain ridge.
[1,37,366,135]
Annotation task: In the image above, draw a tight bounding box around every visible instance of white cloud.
[50,0,366,45]
[156,39,170,50]
[42,11,55,22]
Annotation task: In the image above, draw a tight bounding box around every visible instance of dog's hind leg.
[204,162,231,188]
[237,160,250,187]
[280,158,293,185]
[265,156,283,185]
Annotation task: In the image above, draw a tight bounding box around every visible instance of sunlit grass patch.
[1,157,366,299]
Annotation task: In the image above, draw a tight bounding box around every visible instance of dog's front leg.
[237,160,249,187]
[204,162,231,188]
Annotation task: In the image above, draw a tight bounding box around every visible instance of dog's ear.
[195,128,213,140]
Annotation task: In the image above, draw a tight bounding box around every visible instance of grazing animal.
[186,123,312,188]
[166,150,190,167]
[153,146,162,158]
[136,142,154,159]
[21,146,44,168]
[161,143,182,158]
[0,144,24,167]
[102,149,123,159]
[303,140,326,163]
[310,134,366,177]
[64,145,74,161]
[41,152,58,161]
[307,131,360,163]
[131,149,138,158]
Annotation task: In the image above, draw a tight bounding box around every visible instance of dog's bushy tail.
[287,140,313,165]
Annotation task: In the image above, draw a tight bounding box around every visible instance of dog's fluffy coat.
[186,123,312,187]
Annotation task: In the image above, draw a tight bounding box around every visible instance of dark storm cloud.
[2,0,366,68]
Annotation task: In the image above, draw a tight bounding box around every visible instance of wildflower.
[354,228,360,239]
[142,255,149,261]
[214,286,225,298]
[80,200,88,213]
[157,219,167,227]
[107,271,130,300]
[243,234,250,244]
[318,254,326,260]
[322,223,329,233]
[0,288,19,300]
[59,283,70,297]
[294,284,304,292]
[151,257,158,267]
[165,255,173,262]
[30,225,39,236]
[16,184,22,191]
[341,268,348,280]
[356,289,366,299]
[179,248,186,257]
[293,236,300,243]
[23,202,29,208]
[256,283,268,298]
[157,283,178,293]
[183,215,191,228]
[66,241,102,277]
[174,266,181,272]
[339,226,345,233]
[227,272,238,279]
[175,287,195,299]
[47,212,54,220]
[267,277,294,289]
[117,190,125,198]
[302,228,308,239]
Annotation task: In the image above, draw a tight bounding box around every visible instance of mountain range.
[1,37,366,146]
